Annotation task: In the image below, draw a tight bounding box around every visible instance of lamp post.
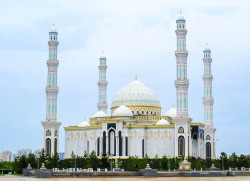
[221,155,225,171]
[36,154,40,169]
[74,154,77,171]
[109,154,113,171]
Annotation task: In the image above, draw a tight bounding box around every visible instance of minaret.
[175,11,189,117]
[97,51,108,113]
[203,44,214,127]
[173,12,192,158]
[203,44,216,159]
[41,24,61,155]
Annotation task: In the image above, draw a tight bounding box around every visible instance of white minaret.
[175,11,189,117]
[97,51,108,113]
[203,44,216,159]
[41,24,61,155]
[173,12,192,158]
[203,44,214,127]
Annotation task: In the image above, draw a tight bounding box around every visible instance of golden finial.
[53,24,55,29]
[102,51,104,54]
[84,117,86,121]
[173,104,174,108]
[135,74,137,80]
[206,42,208,47]
[180,10,182,15]
[99,106,102,111]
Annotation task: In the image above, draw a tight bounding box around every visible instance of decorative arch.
[54,138,57,153]
[206,142,211,158]
[46,138,51,155]
[178,136,185,157]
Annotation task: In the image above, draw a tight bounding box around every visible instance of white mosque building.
[41,12,216,159]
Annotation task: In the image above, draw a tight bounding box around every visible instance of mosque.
[41,12,216,159]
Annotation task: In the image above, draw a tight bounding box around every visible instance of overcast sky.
[0,0,249,157]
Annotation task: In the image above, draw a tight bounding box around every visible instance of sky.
[0,0,249,157]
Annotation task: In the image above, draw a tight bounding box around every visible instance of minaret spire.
[203,44,214,127]
[97,51,108,113]
[175,11,189,116]
[41,24,61,156]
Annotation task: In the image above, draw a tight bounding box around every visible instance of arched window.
[54,138,57,153]
[206,142,211,158]
[180,98,182,108]
[184,98,186,108]
[103,131,106,153]
[46,138,51,155]
[54,36,55,40]
[178,136,185,157]
[193,133,198,140]
[184,67,185,78]
[109,130,115,156]
[180,68,181,77]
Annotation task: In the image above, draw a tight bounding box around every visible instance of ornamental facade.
[42,12,216,159]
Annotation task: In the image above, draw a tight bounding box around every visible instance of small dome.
[156,119,170,125]
[177,15,185,20]
[177,11,185,20]
[166,107,177,117]
[78,119,90,127]
[204,44,211,51]
[100,51,106,58]
[112,105,133,117]
[93,111,108,118]
[50,24,57,32]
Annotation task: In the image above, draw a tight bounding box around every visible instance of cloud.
[0,0,249,156]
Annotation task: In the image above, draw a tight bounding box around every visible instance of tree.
[150,154,160,169]
[87,151,100,170]
[161,155,168,170]
[26,154,37,169]
[101,152,109,169]
[40,148,46,166]
[229,152,239,168]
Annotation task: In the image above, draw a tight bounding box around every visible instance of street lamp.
[74,154,77,171]
[109,154,113,171]
[221,155,225,171]
[36,154,40,169]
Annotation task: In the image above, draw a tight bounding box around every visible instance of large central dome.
[111,80,161,116]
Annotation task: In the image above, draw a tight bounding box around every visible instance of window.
[46,130,51,136]
[178,136,185,157]
[178,127,184,133]
[206,135,211,140]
